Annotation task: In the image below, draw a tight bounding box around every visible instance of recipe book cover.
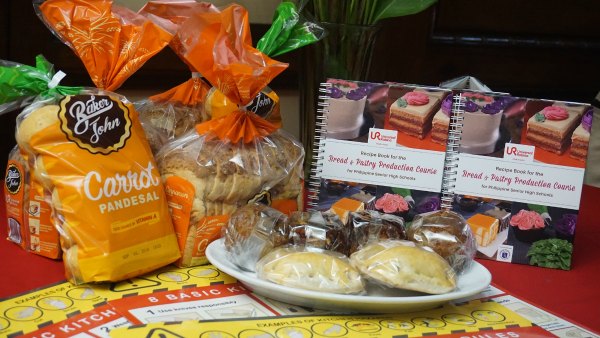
[307,79,451,224]
[450,92,593,270]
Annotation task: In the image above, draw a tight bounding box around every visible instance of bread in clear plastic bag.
[256,245,365,294]
[136,99,202,152]
[406,210,477,274]
[157,123,304,267]
[223,203,290,272]
[350,240,456,294]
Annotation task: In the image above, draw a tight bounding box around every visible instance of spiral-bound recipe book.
[308,78,594,270]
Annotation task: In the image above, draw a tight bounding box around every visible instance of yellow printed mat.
[0,264,235,336]
[109,300,550,338]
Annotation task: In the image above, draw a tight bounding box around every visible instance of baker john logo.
[368,128,397,147]
[59,95,132,154]
[5,163,22,195]
[244,91,276,118]
[504,143,535,162]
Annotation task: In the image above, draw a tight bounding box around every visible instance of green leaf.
[534,112,546,122]
[526,238,573,270]
[391,187,411,196]
[396,98,408,108]
[527,204,548,214]
[372,0,438,23]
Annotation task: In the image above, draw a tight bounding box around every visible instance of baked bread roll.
[16,105,60,153]
[223,203,290,271]
[350,240,456,294]
[256,246,365,294]
[407,210,477,273]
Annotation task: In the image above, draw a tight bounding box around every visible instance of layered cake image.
[431,94,453,145]
[526,104,585,154]
[388,88,446,139]
[467,214,500,247]
[459,93,514,155]
[326,81,371,140]
[330,197,365,224]
[570,108,593,160]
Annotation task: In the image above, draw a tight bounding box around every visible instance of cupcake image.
[375,193,409,217]
[510,209,546,243]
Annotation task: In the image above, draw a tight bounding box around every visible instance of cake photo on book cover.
[452,96,592,270]
[383,84,451,153]
[387,88,446,139]
[525,102,587,155]
[325,79,387,141]
[432,92,515,155]
[570,108,594,160]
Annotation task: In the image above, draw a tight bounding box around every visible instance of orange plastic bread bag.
[138,1,282,129]
[17,0,181,284]
[156,4,304,267]
[134,2,218,152]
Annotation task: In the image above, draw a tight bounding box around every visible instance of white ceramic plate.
[206,239,492,313]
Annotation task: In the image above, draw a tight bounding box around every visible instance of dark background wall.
[1,0,599,172]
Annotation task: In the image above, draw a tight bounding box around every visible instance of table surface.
[1,185,599,334]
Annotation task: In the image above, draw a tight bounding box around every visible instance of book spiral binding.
[306,82,332,210]
[441,93,465,211]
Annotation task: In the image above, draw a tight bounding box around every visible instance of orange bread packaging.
[5,147,61,259]
[2,57,67,260]
[136,1,283,154]
[155,4,304,267]
[4,147,29,250]
[15,0,181,284]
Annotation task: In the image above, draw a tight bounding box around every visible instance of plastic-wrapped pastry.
[223,203,290,271]
[288,211,349,255]
[350,240,456,294]
[348,210,406,254]
[406,210,477,273]
[256,246,365,294]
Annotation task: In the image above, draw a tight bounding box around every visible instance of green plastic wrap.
[256,1,325,57]
[0,55,81,114]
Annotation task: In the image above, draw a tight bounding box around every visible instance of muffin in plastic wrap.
[223,203,290,272]
[256,245,365,294]
[348,210,406,255]
[288,210,349,255]
[407,210,477,273]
